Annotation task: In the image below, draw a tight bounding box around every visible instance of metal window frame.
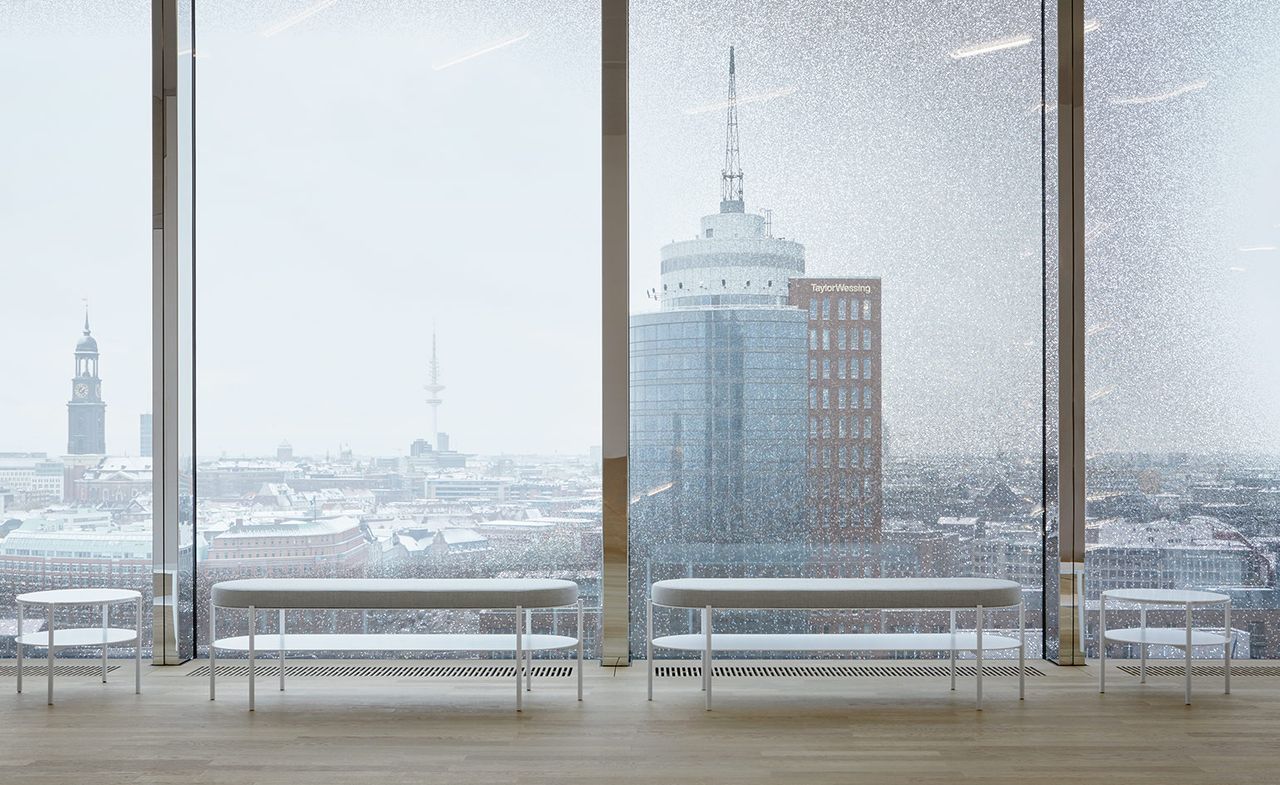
[151,0,180,665]
[150,0,1087,666]
[1055,0,1087,665]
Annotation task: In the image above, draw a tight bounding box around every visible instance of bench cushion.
[211,578,578,610]
[650,578,1021,610]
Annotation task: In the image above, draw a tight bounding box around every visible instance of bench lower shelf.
[651,632,1021,653]
[212,633,578,653]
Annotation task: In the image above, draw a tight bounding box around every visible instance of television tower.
[720,45,744,213]
[424,328,445,445]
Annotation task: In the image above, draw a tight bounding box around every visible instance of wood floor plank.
[1,659,1274,785]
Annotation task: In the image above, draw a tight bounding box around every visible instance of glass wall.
[1084,0,1280,658]
[0,2,157,654]
[629,1,1050,656]
[192,1,602,656]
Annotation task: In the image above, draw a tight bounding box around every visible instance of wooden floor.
[2,658,1276,785]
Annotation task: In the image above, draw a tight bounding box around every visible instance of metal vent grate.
[1118,664,1280,678]
[187,664,574,679]
[0,665,121,677]
[655,664,1044,679]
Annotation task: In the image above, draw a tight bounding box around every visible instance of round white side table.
[15,588,144,705]
[1099,588,1230,705]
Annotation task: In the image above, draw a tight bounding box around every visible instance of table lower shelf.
[17,628,139,649]
[1102,627,1229,648]
[212,633,579,653]
[651,632,1022,653]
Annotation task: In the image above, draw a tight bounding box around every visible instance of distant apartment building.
[0,524,151,582]
[1085,517,1273,596]
[202,516,374,577]
[423,476,510,502]
[0,453,65,509]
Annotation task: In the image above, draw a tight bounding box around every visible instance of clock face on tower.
[74,383,90,400]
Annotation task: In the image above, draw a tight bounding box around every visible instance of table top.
[1102,588,1229,605]
[17,588,142,606]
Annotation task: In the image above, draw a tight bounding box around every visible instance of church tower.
[67,311,106,454]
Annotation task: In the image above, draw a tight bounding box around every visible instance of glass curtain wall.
[629,1,1051,657]
[1083,1,1280,658]
[0,2,156,654]
[190,1,603,656]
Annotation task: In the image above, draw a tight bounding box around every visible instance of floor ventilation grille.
[0,665,121,677]
[1117,664,1279,678]
[187,664,574,679]
[655,664,1044,679]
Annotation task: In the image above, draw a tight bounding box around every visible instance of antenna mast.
[424,327,445,444]
[720,45,744,213]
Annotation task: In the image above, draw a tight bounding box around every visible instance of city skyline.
[3,2,1278,460]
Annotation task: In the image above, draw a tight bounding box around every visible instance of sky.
[1,0,1276,460]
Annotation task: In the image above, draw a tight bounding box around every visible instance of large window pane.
[1084,1,1280,658]
[192,2,602,655]
[0,3,155,654]
[630,2,1049,656]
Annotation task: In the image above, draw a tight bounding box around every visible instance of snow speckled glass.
[191,1,602,657]
[1083,0,1280,658]
[629,0,1050,658]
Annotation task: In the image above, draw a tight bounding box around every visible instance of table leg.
[704,605,713,712]
[135,596,142,695]
[1099,595,1107,693]
[248,605,256,712]
[209,604,217,701]
[1184,603,1192,706]
[47,606,55,706]
[1140,605,1147,684]
[1018,601,1025,701]
[576,599,584,702]
[646,598,654,701]
[949,609,956,691]
[975,605,984,711]
[279,609,286,692]
[525,608,533,693]
[16,603,23,694]
[102,604,109,683]
[515,605,523,712]
[1223,602,1231,695]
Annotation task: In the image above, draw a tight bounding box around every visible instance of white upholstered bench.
[646,577,1025,710]
[209,578,582,711]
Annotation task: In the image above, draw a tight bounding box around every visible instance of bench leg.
[577,599,584,702]
[704,605,713,712]
[1099,595,1106,693]
[525,608,533,692]
[646,598,654,701]
[1185,603,1192,706]
[279,609,286,692]
[975,605,983,711]
[515,605,523,712]
[16,603,22,694]
[1140,605,1147,683]
[102,604,109,683]
[1224,603,1231,695]
[248,606,256,712]
[47,607,55,706]
[949,609,956,691]
[1018,601,1025,700]
[700,608,708,693]
[135,596,142,695]
[209,604,216,700]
